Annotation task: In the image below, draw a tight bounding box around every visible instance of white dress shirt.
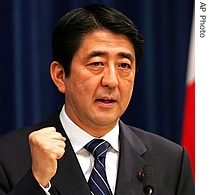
[59,105,120,194]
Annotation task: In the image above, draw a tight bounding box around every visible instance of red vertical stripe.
[181,81,195,178]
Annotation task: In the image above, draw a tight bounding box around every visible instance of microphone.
[142,165,154,195]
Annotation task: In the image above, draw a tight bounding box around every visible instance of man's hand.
[29,127,66,187]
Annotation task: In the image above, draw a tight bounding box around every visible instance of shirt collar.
[59,105,119,153]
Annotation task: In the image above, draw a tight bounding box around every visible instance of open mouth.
[96,99,116,103]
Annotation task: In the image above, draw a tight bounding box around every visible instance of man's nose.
[101,65,118,88]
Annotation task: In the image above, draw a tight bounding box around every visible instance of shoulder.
[120,121,184,157]
[0,123,44,162]
[0,106,62,153]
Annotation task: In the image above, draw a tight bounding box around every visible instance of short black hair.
[52,4,144,77]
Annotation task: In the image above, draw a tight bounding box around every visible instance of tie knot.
[85,139,110,159]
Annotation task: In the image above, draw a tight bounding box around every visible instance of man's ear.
[50,61,66,93]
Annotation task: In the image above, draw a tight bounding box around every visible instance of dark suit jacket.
[0,107,194,195]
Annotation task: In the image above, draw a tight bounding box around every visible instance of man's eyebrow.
[118,52,134,63]
[85,51,108,60]
[84,51,134,62]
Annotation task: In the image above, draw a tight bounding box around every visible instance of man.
[0,4,194,195]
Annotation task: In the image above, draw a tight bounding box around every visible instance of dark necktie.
[85,139,112,195]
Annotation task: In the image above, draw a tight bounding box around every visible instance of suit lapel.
[44,108,91,195]
[51,139,91,195]
[115,121,147,195]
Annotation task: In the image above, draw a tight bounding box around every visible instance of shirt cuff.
[39,181,51,195]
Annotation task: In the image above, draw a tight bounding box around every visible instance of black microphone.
[142,165,154,195]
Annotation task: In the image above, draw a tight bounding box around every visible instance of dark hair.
[52,4,144,77]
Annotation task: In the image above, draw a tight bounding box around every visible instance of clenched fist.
[29,127,66,187]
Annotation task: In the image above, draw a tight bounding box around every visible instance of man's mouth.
[96,98,116,103]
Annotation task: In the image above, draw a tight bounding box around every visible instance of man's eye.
[91,62,103,66]
[120,63,131,69]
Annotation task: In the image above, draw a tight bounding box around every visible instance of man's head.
[52,4,144,77]
[50,4,144,136]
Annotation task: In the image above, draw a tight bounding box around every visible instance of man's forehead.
[78,30,135,58]
[81,29,134,46]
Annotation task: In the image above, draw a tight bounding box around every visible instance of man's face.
[64,30,136,136]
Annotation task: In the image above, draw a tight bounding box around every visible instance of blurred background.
[0,0,194,173]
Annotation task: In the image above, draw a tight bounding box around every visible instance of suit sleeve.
[176,147,195,195]
[0,169,47,195]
